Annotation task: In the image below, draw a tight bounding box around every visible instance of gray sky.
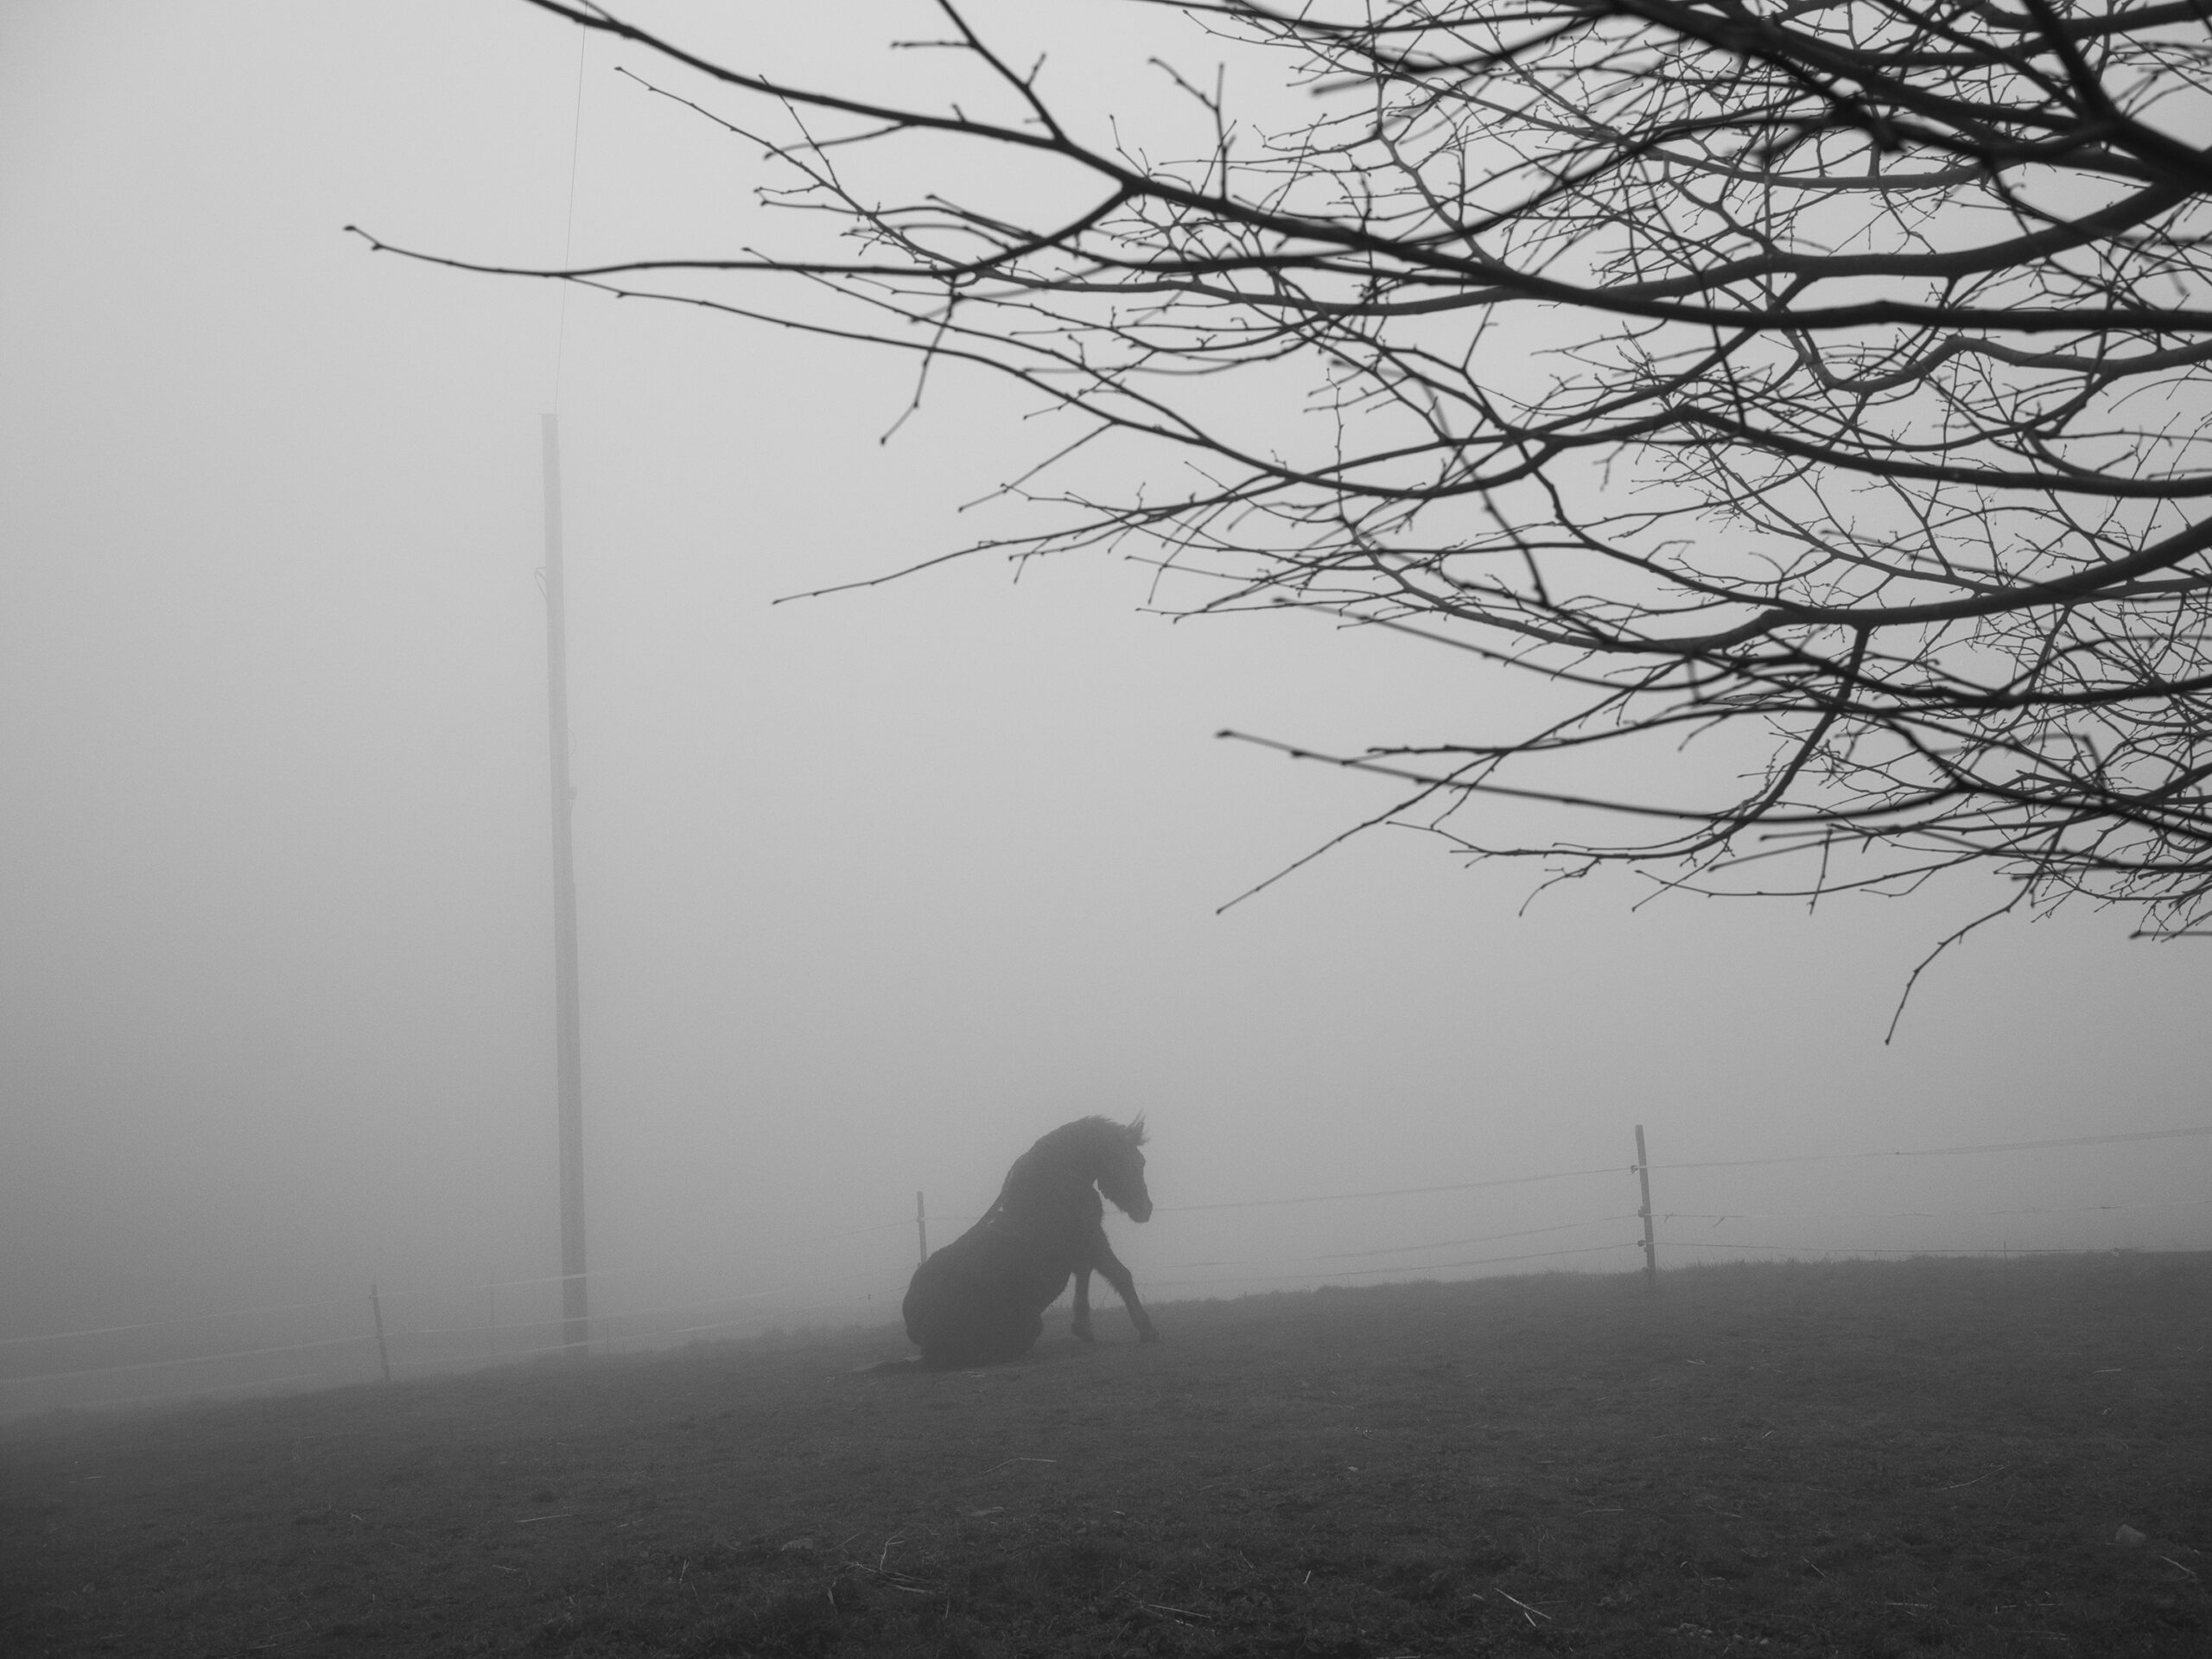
[3,2,2206,1389]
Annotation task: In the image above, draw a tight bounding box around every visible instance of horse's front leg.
[1071,1266,1095,1342]
[1089,1236,1159,1344]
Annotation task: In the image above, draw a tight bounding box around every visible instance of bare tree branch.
[375,0,2212,944]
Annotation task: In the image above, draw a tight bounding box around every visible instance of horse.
[902,1115,1160,1368]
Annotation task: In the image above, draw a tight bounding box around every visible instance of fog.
[3,2,2207,1412]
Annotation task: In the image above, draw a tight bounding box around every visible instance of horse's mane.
[1069,1113,1146,1147]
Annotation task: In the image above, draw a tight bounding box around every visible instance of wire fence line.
[13,1332,383,1388]
[1656,1196,2212,1225]
[1645,1123,2212,1172]
[1669,1242,2142,1258]
[1307,1215,1644,1262]
[4,1120,2205,1417]
[1149,1242,1643,1291]
[0,1221,925,1351]
[12,1122,2195,1351]
[397,1285,793,1342]
[1153,1164,1630,1214]
[0,1294,367,1348]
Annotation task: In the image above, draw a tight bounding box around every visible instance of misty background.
[3,2,2206,1411]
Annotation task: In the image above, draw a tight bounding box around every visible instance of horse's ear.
[1127,1112,1147,1146]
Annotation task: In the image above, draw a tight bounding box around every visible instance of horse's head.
[1094,1114,1153,1223]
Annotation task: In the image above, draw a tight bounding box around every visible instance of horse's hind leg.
[1090,1242,1159,1344]
[1071,1268,1095,1342]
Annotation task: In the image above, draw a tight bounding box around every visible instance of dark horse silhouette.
[902,1116,1160,1368]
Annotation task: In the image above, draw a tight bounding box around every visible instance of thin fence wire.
[378,1217,913,1302]
[10,1333,375,1387]
[1144,1215,1638,1275]
[1649,1124,2212,1173]
[0,1220,926,1352]
[1306,1215,1643,1262]
[0,1270,912,1395]
[397,1286,793,1341]
[0,1294,365,1348]
[1662,1242,2135,1258]
[1150,1242,1641,1291]
[1154,1164,1628,1214]
[1657,1197,2212,1224]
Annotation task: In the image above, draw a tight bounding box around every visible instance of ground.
[3,1255,2206,1656]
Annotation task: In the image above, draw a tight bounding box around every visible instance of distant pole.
[916,1192,928,1267]
[543,413,588,1355]
[1634,1124,1658,1289]
[370,1284,392,1383]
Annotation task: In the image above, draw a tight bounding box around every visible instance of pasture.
[3,1255,2206,1657]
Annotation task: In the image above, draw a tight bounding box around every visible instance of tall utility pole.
[542,413,588,1355]
[1634,1124,1658,1290]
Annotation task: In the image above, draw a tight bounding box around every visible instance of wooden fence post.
[370,1283,392,1382]
[916,1192,928,1267]
[1635,1125,1658,1289]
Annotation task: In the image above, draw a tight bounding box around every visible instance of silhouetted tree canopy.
[373,1,2212,947]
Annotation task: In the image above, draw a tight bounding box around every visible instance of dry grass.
[3,1254,2207,1656]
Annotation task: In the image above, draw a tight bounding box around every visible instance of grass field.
[3,1255,2206,1657]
